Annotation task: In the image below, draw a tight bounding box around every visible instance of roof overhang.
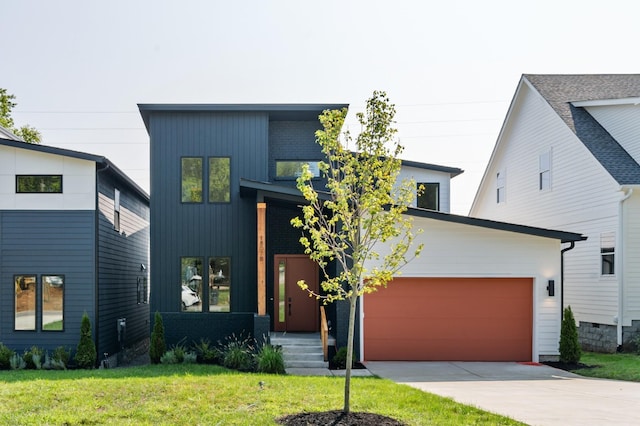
[239,178,331,204]
[572,97,640,107]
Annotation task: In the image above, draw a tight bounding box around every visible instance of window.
[181,158,203,203]
[16,175,62,193]
[208,257,231,312]
[114,188,121,232]
[276,160,321,179]
[496,170,506,203]
[15,275,36,331]
[601,232,615,275]
[42,275,64,331]
[417,183,439,210]
[539,151,551,190]
[181,257,203,312]
[137,277,148,304]
[209,157,230,203]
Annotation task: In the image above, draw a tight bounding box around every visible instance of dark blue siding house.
[138,104,354,348]
[0,135,150,365]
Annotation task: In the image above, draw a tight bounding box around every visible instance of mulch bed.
[277,411,406,425]
[543,361,597,371]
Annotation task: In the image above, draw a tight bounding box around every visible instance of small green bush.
[255,344,285,374]
[0,343,14,370]
[149,311,166,364]
[10,353,26,370]
[24,346,44,370]
[559,306,581,364]
[332,346,355,369]
[183,351,198,364]
[193,338,221,364]
[75,312,97,369]
[160,350,179,364]
[52,346,71,368]
[220,333,255,372]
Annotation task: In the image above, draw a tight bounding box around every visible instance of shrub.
[10,353,26,370]
[24,346,44,370]
[332,346,356,369]
[183,351,198,364]
[160,350,179,364]
[559,306,581,364]
[75,312,97,369]
[52,346,71,369]
[220,333,255,372]
[255,344,285,374]
[0,343,14,370]
[149,311,166,364]
[194,338,221,364]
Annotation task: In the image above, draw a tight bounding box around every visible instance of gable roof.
[524,74,640,185]
[0,137,149,202]
[400,159,463,178]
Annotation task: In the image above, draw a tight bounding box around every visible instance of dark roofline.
[138,103,349,132]
[400,159,463,178]
[0,137,149,202]
[405,207,586,243]
[240,178,585,243]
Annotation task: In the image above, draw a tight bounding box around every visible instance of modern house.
[140,103,586,362]
[470,74,640,352]
[0,134,150,364]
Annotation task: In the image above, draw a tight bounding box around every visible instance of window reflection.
[15,275,36,331]
[181,257,203,312]
[209,257,230,312]
[42,275,64,331]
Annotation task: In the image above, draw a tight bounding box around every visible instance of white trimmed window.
[539,150,551,190]
[496,170,505,203]
[601,232,615,275]
[114,188,121,232]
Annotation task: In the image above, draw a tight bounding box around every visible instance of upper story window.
[417,182,439,211]
[539,150,551,191]
[181,158,203,203]
[16,175,62,193]
[114,188,121,231]
[496,170,506,203]
[209,157,230,203]
[276,160,321,179]
[601,232,615,275]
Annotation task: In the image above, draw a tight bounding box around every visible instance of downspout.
[617,187,633,348]
[560,241,576,321]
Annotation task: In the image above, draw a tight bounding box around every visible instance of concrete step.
[285,359,329,368]
[270,332,328,370]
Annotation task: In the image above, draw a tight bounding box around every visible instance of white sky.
[2,0,639,214]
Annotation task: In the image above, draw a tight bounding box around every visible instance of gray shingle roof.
[524,74,640,185]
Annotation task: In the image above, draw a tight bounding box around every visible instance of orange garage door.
[364,277,532,361]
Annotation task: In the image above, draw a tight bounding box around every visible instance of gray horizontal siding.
[0,210,95,352]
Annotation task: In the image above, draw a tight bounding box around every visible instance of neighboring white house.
[359,158,585,363]
[470,74,640,352]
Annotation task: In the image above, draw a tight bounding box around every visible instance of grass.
[0,364,524,425]
[571,351,640,382]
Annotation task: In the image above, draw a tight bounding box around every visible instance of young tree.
[291,91,423,413]
[0,88,41,144]
[559,305,581,364]
[149,311,166,364]
[75,312,97,369]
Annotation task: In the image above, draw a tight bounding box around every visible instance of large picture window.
[417,183,439,211]
[209,157,230,203]
[15,275,37,331]
[42,275,64,331]
[181,158,203,203]
[208,257,230,312]
[16,175,62,193]
[181,257,203,312]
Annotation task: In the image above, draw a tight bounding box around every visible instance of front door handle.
[288,297,292,316]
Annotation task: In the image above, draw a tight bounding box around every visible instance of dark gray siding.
[150,112,269,320]
[97,171,150,358]
[0,210,95,352]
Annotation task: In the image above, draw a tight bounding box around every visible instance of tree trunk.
[343,292,358,413]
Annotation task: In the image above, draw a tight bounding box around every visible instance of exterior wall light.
[547,280,555,297]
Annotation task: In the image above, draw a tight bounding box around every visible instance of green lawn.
[0,364,523,425]
[572,352,640,382]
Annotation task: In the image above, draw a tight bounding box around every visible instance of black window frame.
[275,160,321,180]
[417,182,440,211]
[181,157,204,203]
[208,156,231,203]
[16,175,63,194]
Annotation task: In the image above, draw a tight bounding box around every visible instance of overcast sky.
[2,0,639,213]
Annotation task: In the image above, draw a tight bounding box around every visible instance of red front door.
[273,255,319,332]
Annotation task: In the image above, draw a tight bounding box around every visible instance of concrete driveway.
[365,361,640,426]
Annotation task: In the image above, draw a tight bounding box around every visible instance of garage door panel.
[364,277,533,361]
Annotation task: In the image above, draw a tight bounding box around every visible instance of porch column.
[257,202,266,315]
